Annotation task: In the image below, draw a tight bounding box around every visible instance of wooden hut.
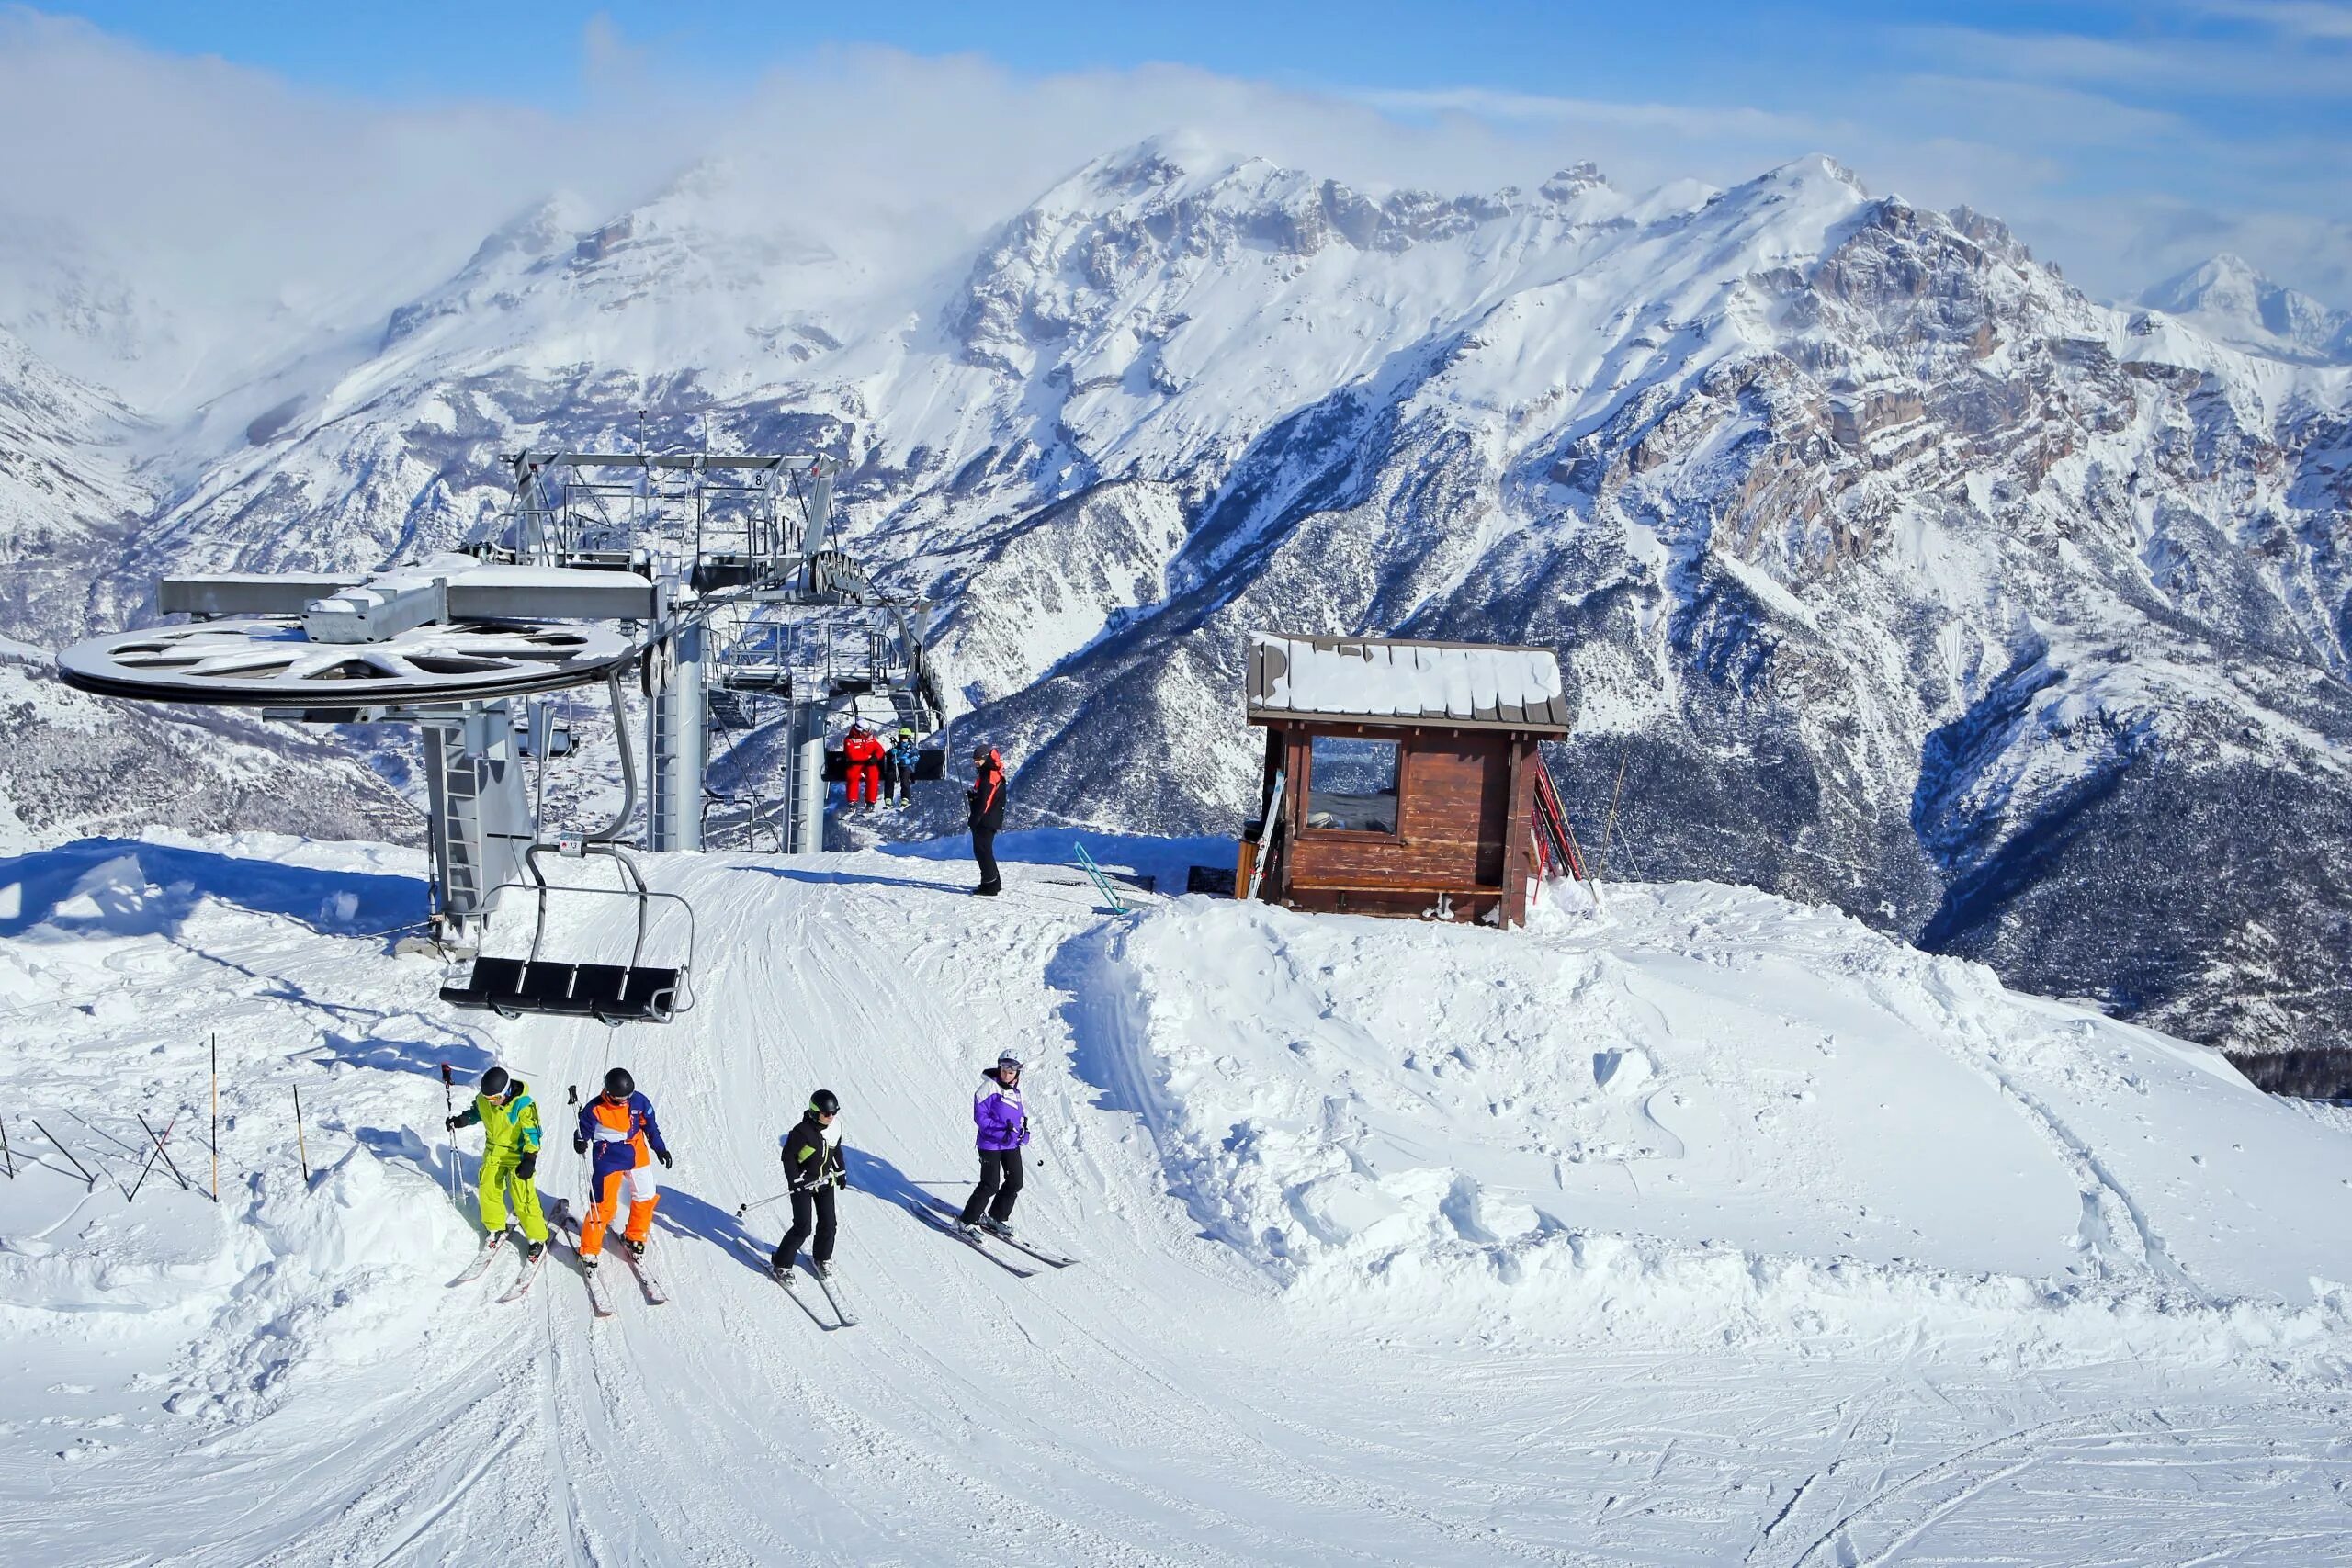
[1237,632,1577,928]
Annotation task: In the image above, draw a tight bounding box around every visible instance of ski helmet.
[808,1089,840,1118]
[603,1066,635,1100]
[480,1066,511,1099]
[996,1053,1023,1074]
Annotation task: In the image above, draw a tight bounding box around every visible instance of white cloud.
[0,6,2344,412]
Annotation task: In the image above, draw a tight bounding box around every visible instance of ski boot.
[525,1239,546,1264]
[771,1255,796,1286]
[624,1237,647,1260]
[812,1260,833,1281]
[582,1255,600,1274]
[981,1217,1015,1241]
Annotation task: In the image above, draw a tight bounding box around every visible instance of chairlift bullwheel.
[58,617,636,706]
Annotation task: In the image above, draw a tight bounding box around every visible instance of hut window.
[1306,735,1399,833]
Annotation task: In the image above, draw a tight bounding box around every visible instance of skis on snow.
[448,1231,508,1287]
[619,1242,669,1306]
[549,1200,615,1318]
[915,1197,1079,1269]
[495,1240,548,1305]
[902,1199,1035,1277]
[808,1264,856,1327]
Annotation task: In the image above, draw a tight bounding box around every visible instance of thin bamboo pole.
[293,1087,311,1185]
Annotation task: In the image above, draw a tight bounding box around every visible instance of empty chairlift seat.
[438,843,695,1025]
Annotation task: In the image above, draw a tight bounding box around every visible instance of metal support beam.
[425,709,536,949]
[421,701,533,945]
[647,625,707,852]
[785,698,827,856]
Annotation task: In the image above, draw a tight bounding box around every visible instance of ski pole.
[209,1033,220,1201]
[568,1084,588,1231]
[439,1062,458,1205]
[734,1190,794,1220]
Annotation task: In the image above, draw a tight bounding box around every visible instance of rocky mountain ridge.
[6,138,2350,1058]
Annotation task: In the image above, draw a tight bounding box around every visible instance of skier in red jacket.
[842,724,883,811]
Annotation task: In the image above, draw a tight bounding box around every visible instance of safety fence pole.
[139,1112,190,1193]
[32,1119,95,1189]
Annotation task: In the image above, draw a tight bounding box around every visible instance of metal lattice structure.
[53,440,948,1006]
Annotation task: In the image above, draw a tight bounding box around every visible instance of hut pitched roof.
[1246,633,1570,733]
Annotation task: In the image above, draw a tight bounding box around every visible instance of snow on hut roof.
[1247,633,1570,732]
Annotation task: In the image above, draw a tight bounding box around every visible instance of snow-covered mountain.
[9,136,2352,1060]
[0,322,149,644]
[2139,253,2352,367]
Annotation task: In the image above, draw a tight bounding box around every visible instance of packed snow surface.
[3,831,2349,1565]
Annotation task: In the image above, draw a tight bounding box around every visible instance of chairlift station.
[56,448,948,1024]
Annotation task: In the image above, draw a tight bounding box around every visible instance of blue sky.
[3,2,2346,309]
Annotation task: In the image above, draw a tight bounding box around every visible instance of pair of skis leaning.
[903,1197,1079,1276]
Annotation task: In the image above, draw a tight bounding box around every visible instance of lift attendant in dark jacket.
[771,1090,845,1280]
[967,745,1006,896]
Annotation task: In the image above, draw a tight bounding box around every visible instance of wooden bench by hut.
[1237,632,1581,929]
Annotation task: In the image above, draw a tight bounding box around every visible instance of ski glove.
[657,1149,673,1169]
[516,1153,537,1179]
[573,1135,588,1156]
[445,1115,460,1132]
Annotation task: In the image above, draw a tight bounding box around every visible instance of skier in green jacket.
[447,1066,548,1261]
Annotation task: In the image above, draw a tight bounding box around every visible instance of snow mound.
[1085,883,2352,1360]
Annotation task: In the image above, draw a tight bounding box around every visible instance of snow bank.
[1084,883,2352,1366]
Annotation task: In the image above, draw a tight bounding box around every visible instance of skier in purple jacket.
[957,1053,1030,1237]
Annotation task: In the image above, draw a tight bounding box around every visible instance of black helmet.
[808,1089,840,1118]
[603,1066,635,1100]
[480,1066,512,1099]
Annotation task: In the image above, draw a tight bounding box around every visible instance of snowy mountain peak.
[1539,160,1611,203]
[2139,253,2351,365]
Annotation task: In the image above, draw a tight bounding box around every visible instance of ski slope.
[4,830,2351,1565]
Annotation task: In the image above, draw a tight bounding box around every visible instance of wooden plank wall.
[1269,722,1525,921]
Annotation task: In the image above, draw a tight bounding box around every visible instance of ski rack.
[438,841,696,1024]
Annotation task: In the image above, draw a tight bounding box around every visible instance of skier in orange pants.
[572,1066,671,1274]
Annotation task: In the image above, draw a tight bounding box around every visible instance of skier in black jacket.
[967,745,1007,896]
[771,1090,846,1281]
